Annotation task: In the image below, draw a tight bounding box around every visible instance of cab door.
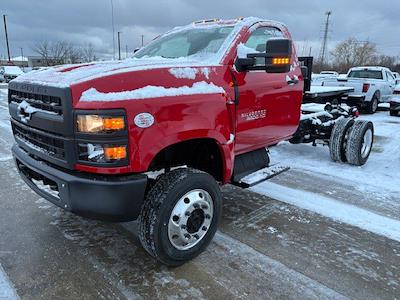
[233,26,303,154]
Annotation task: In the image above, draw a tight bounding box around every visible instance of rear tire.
[365,95,379,114]
[138,168,222,266]
[345,120,374,166]
[390,110,397,116]
[329,118,354,162]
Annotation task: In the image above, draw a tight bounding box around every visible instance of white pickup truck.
[321,66,396,114]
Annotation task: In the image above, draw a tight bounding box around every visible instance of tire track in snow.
[194,232,348,300]
[251,181,400,243]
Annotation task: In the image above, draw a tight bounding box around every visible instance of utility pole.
[20,47,24,70]
[141,35,144,47]
[3,15,11,62]
[117,31,121,60]
[125,44,128,58]
[110,0,116,60]
[319,11,332,67]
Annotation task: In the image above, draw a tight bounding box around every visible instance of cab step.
[232,164,290,188]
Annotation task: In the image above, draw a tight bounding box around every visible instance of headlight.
[77,115,125,133]
[78,143,127,163]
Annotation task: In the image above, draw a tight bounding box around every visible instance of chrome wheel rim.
[361,129,373,159]
[168,189,213,250]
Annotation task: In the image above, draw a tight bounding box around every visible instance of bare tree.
[33,40,86,65]
[33,41,52,65]
[374,54,398,70]
[331,38,377,73]
[81,43,97,62]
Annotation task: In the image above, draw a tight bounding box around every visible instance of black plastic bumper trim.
[12,144,148,222]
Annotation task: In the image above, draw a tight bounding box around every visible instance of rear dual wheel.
[329,119,374,166]
[345,120,374,166]
[138,168,221,266]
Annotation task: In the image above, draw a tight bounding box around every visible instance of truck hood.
[11,57,219,88]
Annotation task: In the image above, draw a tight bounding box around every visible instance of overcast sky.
[1,0,399,60]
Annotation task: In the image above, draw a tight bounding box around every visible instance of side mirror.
[264,39,292,73]
[235,58,256,72]
[234,38,292,73]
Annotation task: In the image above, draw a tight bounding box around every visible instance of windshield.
[348,70,383,80]
[134,26,234,59]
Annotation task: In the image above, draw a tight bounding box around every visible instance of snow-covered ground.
[268,109,399,194]
[252,107,400,243]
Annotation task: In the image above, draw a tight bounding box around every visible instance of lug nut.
[194,203,200,209]
[201,204,208,209]
[185,211,191,216]
[181,225,187,229]
[193,234,199,239]
[184,234,191,239]
[205,214,211,219]
[202,226,207,231]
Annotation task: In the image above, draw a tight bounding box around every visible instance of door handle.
[286,75,299,85]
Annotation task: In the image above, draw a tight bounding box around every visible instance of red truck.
[8,17,373,266]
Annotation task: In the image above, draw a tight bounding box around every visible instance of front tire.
[138,168,222,266]
[345,120,374,166]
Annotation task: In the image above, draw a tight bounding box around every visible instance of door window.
[245,27,284,52]
[243,27,284,65]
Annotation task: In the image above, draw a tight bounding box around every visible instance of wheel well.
[373,90,381,100]
[148,139,224,181]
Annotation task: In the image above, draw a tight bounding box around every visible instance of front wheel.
[138,168,222,266]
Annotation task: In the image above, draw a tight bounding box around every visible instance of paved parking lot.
[0,86,399,299]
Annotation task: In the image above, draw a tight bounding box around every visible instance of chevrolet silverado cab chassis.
[8,17,373,266]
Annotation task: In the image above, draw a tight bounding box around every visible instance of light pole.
[117,31,121,60]
[20,47,24,70]
[110,0,116,60]
[3,15,11,62]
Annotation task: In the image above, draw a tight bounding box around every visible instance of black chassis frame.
[290,104,356,145]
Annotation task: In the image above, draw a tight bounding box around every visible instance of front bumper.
[12,144,148,222]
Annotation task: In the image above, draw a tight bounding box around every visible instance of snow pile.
[80,81,225,102]
[308,86,354,94]
[0,265,19,300]
[169,67,198,79]
[168,67,211,80]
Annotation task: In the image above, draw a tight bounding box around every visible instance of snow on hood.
[80,81,225,102]
[12,57,217,88]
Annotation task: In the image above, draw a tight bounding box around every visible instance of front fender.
[127,93,234,182]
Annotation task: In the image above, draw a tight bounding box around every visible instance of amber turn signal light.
[77,115,125,133]
[103,146,127,160]
[103,117,125,131]
[272,57,290,65]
